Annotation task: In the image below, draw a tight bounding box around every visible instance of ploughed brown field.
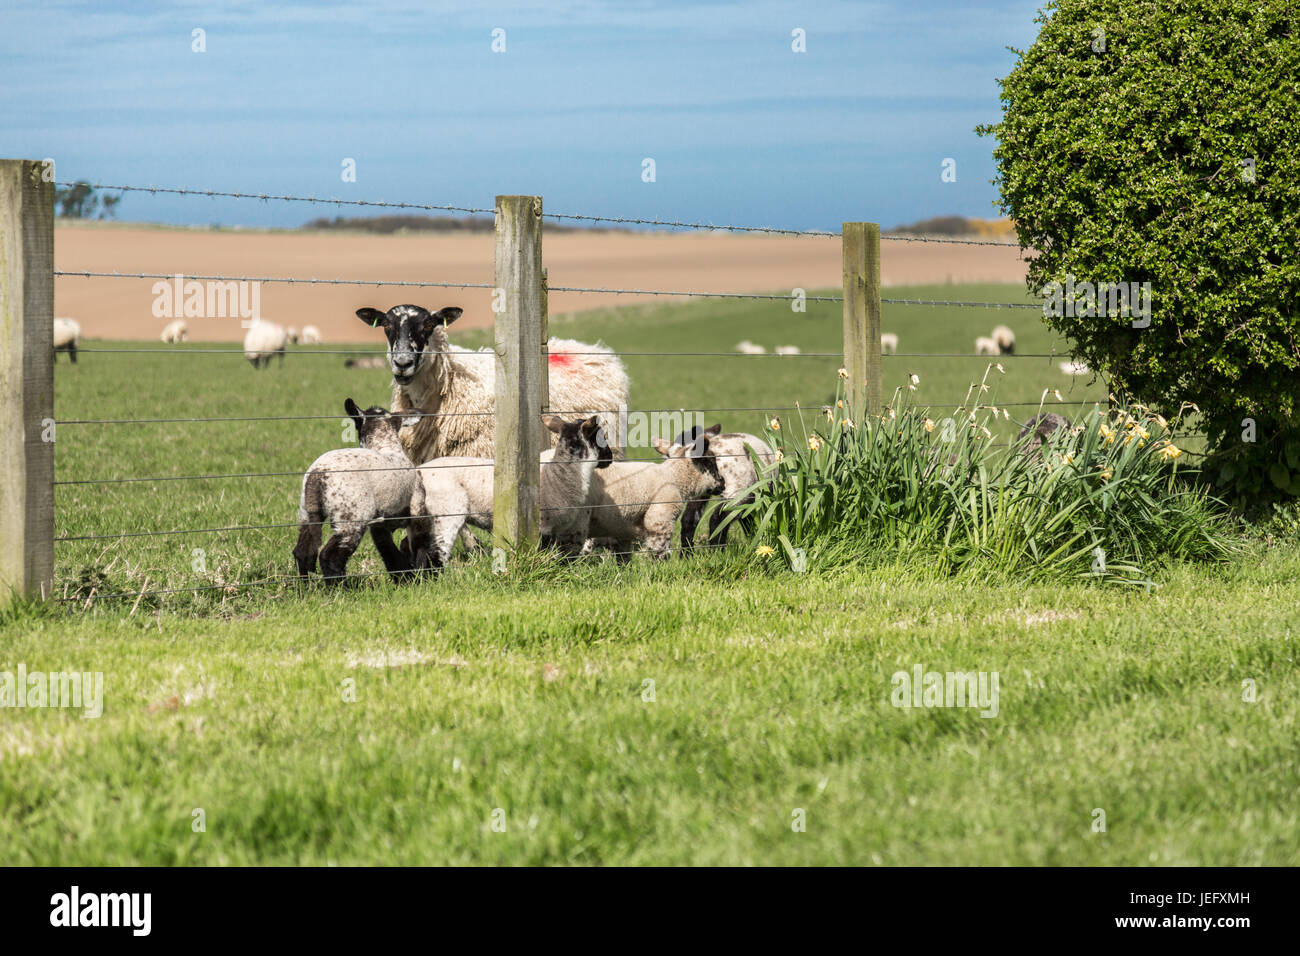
[54,221,1028,341]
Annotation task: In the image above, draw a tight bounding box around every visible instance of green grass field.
[4,283,1296,865]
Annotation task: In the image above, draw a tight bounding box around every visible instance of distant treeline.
[302,214,597,234]
[888,215,1015,237]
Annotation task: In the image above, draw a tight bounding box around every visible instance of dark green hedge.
[979,0,1300,507]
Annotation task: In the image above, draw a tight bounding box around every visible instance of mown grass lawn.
[4,282,1294,865]
[3,546,1298,864]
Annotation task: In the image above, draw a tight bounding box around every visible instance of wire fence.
[44,179,1090,606]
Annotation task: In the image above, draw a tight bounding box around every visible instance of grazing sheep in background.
[406,415,612,572]
[301,325,323,345]
[286,327,301,345]
[774,345,801,355]
[975,336,999,355]
[992,324,1016,355]
[671,425,776,551]
[881,333,899,354]
[160,319,188,344]
[293,399,418,582]
[345,356,387,369]
[357,304,630,465]
[583,432,724,560]
[243,319,289,368]
[1059,360,1089,376]
[1017,412,1072,455]
[735,340,767,355]
[53,317,81,363]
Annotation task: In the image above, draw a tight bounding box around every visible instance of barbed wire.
[882,297,1038,309]
[55,269,493,290]
[55,405,811,426]
[881,234,1021,247]
[55,181,493,216]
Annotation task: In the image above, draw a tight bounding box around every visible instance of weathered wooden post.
[492,195,546,553]
[0,159,55,601]
[841,221,882,416]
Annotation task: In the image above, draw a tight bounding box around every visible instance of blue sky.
[0,0,1046,231]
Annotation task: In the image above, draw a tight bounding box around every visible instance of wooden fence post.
[493,195,546,553]
[841,221,882,417]
[0,159,55,601]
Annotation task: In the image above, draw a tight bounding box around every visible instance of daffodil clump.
[726,366,1234,583]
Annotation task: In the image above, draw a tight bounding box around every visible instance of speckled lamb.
[292,399,418,582]
[670,425,775,550]
[406,415,612,572]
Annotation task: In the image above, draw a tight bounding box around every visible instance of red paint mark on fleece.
[548,352,577,368]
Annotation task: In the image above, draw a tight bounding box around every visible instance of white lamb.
[244,319,289,368]
[992,324,1016,355]
[881,333,899,354]
[160,319,188,344]
[735,340,767,355]
[357,304,630,465]
[1059,360,1089,376]
[774,345,802,356]
[583,433,724,560]
[53,317,81,363]
[975,336,999,356]
[286,327,301,345]
[301,325,323,345]
[406,415,612,571]
[293,399,419,582]
[669,425,776,550]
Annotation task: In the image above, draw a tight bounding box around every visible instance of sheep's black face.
[356,305,463,387]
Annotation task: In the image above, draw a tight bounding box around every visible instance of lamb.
[774,345,802,356]
[159,319,188,344]
[1059,360,1089,376]
[670,425,776,551]
[881,333,899,354]
[345,356,388,369]
[406,415,612,572]
[292,398,419,582]
[583,432,724,560]
[53,317,81,363]
[244,319,289,368]
[301,325,323,345]
[357,304,630,465]
[1017,412,1072,455]
[992,324,1016,355]
[975,336,999,356]
[286,327,301,345]
[735,340,767,355]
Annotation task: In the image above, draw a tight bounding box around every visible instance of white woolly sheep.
[53,317,81,363]
[735,340,767,355]
[345,356,387,369]
[670,425,776,550]
[992,324,1016,355]
[286,327,301,345]
[1017,412,1072,456]
[244,319,289,368]
[301,325,323,345]
[406,415,612,571]
[293,399,418,582]
[974,336,999,355]
[1059,360,1089,376]
[881,333,899,354]
[160,319,188,344]
[357,304,630,465]
[583,433,724,560]
[774,345,802,356]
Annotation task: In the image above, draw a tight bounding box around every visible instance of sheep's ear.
[652,437,672,456]
[704,423,722,437]
[357,308,387,330]
[542,414,565,435]
[687,435,710,459]
[400,415,422,430]
[344,398,366,436]
[432,307,463,328]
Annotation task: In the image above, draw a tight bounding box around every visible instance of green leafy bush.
[728,370,1237,584]
[976,0,1300,510]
